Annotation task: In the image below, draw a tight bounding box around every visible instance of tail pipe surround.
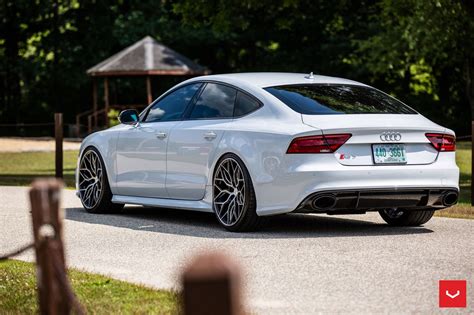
[312,194,337,210]
[442,191,458,206]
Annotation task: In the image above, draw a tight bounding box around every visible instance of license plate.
[372,144,407,164]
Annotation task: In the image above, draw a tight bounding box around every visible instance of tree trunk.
[4,1,21,123]
[466,58,474,121]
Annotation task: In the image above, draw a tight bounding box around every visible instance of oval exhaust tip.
[442,192,458,206]
[312,194,337,210]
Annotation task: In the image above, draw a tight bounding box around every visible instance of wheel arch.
[77,130,119,193]
[206,135,262,213]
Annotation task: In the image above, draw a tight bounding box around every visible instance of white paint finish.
[166,119,231,200]
[78,126,121,191]
[301,117,445,166]
[301,113,447,133]
[76,72,460,218]
[256,155,459,215]
[186,72,368,88]
[115,121,180,198]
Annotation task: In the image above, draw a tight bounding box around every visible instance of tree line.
[1,0,473,135]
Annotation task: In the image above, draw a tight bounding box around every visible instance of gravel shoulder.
[0,137,80,152]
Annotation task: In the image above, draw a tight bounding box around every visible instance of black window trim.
[139,80,264,123]
[264,83,419,115]
[183,80,264,121]
[140,82,205,123]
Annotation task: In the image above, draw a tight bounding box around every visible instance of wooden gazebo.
[76,36,209,134]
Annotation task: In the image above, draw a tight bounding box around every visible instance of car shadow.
[64,206,434,239]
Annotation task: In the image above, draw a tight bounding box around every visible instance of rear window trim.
[264,83,418,115]
[183,80,264,121]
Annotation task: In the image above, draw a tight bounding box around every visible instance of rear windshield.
[265,84,417,115]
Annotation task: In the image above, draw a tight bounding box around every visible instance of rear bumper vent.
[296,188,459,213]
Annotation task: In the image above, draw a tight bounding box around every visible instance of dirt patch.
[0,137,81,152]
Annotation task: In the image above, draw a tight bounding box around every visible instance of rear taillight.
[287,134,352,154]
[425,133,456,152]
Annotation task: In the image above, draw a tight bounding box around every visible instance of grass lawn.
[0,150,77,187]
[0,142,471,218]
[434,141,472,219]
[0,259,178,314]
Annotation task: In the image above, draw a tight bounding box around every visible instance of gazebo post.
[146,76,152,104]
[92,79,98,129]
[84,36,209,130]
[104,77,110,127]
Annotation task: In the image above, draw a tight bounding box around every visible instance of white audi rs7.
[76,73,459,231]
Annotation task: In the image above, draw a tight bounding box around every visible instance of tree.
[354,0,474,133]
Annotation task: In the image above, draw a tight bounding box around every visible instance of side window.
[189,83,237,119]
[145,83,202,122]
[234,91,261,117]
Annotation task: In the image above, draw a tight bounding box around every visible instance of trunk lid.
[301,114,445,166]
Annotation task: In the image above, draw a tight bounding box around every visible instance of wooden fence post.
[54,113,63,179]
[182,252,243,315]
[30,178,71,315]
[87,115,92,135]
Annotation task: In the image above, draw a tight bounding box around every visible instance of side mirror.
[118,109,139,125]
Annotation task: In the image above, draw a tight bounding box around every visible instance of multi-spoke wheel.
[78,150,103,209]
[78,147,123,213]
[379,209,434,226]
[213,154,261,231]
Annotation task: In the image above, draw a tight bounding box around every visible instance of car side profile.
[76,72,459,231]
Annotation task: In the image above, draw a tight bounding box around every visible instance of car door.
[115,82,203,198]
[166,82,237,200]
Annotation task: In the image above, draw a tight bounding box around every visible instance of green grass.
[0,142,471,217]
[0,151,78,187]
[455,141,471,204]
[435,141,473,219]
[0,259,178,314]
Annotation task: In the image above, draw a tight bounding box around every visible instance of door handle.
[204,131,217,140]
[156,132,167,139]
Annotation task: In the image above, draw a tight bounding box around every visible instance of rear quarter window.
[265,84,417,115]
[234,91,261,117]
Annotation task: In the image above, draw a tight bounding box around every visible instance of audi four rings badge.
[380,132,402,141]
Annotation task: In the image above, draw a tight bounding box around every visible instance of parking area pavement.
[1,186,472,314]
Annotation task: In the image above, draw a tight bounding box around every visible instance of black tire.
[78,147,124,214]
[378,209,435,226]
[213,153,262,232]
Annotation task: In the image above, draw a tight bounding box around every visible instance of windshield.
[265,84,417,115]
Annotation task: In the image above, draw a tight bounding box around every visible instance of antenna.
[305,72,315,79]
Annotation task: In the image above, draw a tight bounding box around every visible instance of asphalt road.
[1,186,472,314]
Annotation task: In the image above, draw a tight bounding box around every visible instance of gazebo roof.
[87,36,209,77]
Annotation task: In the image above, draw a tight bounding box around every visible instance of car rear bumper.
[254,153,459,216]
[293,187,459,214]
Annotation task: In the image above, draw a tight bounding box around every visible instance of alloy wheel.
[213,158,246,226]
[78,150,103,209]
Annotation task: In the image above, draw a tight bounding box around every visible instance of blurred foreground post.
[182,252,243,315]
[471,121,473,206]
[54,113,63,178]
[30,179,84,315]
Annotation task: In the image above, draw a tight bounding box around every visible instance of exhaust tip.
[312,194,337,210]
[442,192,458,206]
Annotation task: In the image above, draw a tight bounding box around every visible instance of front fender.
[76,128,120,194]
